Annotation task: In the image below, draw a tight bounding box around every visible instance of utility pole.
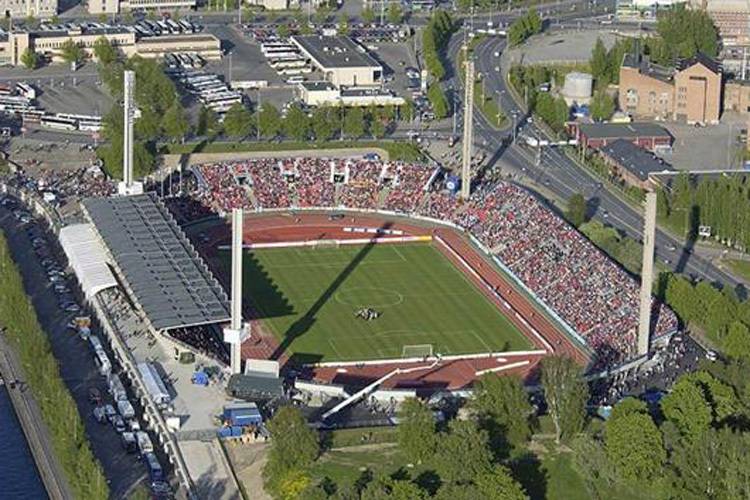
[637,191,657,358]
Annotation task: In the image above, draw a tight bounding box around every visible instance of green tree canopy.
[427,83,450,120]
[93,36,117,65]
[476,465,530,500]
[566,193,588,227]
[258,102,282,138]
[60,38,84,64]
[162,101,190,139]
[605,402,666,481]
[282,106,312,141]
[723,321,750,361]
[387,3,403,24]
[21,48,40,69]
[661,374,713,441]
[653,4,719,66]
[433,420,493,485]
[541,355,587,444]
[589,89,615,122]
[472,373,532,452]
[508,10,542,47]
[312,106,338,141]
[361,476,429,500]
[224,102,254,137]
[589,37,609,85]
[398,398,436,464]
[362,6,376,23]
[343,107,367,138]
[197,106,221,137]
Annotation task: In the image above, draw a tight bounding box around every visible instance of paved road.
[455,32,744,290]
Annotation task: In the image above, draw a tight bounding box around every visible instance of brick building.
[598,139,675,189]
[568,122,673,152]
[687,0,749,47]
[619,52,722,124]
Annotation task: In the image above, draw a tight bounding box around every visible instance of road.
[449,31,743,289]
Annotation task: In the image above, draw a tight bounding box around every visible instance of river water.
[0,384,48,500]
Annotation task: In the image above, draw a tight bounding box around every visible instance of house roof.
[677,52,721,74]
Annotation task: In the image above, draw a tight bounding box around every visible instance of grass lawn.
[726,259,750,282]
[311,445,407,486]
[225,243,531,362]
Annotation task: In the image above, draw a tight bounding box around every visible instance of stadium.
[162,155,679,391]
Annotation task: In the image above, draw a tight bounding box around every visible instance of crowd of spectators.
[168,324,230,365]
[181,158,679,368]
[7,165,116,210]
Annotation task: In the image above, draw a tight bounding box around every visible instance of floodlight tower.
[118,70,143,196]
[637,191,657,357]
[461,47,475,200]
[223,208,249,374]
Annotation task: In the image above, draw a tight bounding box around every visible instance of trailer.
[107,373,128,402]
[137,362,171,409]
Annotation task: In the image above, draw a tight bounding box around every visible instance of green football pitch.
[224,243,532,362]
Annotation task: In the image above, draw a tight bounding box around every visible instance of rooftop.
[622,53,674,83]
[579,122,672,140]
[300,81,337,92]
[83,194,230,331]
[599,139,674,181]
[291,35,382,69]
[677,52,721,74]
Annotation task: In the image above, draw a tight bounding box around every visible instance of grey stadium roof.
[83,194,230,331]
[291,35,382,69]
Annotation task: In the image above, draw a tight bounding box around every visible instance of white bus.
[40,116,77,131]
[201,91,241,104]
[278,66,312,76]
[94,349,112,376]
[79,120,102,132]
[270,59,308,69]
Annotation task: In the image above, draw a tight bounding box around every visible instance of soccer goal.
[309,239,341,250]
[402,344,434,358]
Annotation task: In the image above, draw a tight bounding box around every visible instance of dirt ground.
[224,442,273,500]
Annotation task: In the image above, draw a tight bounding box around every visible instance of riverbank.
[0,333,71,500]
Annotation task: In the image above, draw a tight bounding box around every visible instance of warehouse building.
[297,81,405,107]
[567,122,673,152]
[291,35,383,87]
[598,139,675,189]
[0,27,220,66]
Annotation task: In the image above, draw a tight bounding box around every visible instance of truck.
[143,452,163,482]
[136,431,154,455]
[137,362,171,409]
[107,373,128,402]
[117,399,136,420]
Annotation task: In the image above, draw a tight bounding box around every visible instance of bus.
[56,113,102,124]
[206,97,242,110]
[79,120,102,132]
[269,59,308,69]
[278,66,312,76]
[40,116,77,131]
[201,92,241,104]
[94,349,112,376]
[263,50,300,59]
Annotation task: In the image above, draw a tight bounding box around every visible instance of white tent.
[59,224,117,299]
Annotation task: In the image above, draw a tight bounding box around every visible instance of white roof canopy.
[59,223,117,299]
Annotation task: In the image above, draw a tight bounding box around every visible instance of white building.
[291,35,383,87]
[0,0,57,18]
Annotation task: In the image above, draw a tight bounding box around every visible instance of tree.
[433,420,492,485]
[312,106,338,141]
[277,24,290,38]
[571,434,618,497]
[397,398,436,464]
[541,355,587,444]
[97,138,155,179]
[338,13,350,35]
[590,89,615,122]
[122,10,135,24]
[476,465,529,500]
[283,106,312,141]
[361,476,429,500]
[566,193,588,227]
[343,107,366,138]
[370,119,386,138]
[21,48,40,69]
[162,102,190,139]
[93,37,117,65]
[661,375,713,441]
[60,38,84,64]
[258,102,281,138]
[723,321,750,361]
[224,102,253,137]
[197,106,221,137]
[604,400,666,481]
[589,37,609,85]
[387,3,403,24]
[671,428,731,500]
[653,4,719,66]
[263,407,319,499]
[508,10,542,47]
[362,6,376,24]
[472,373,532,452]
[427,83,450,120]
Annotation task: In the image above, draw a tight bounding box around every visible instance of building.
[615,0,682,21]
[687,0,749,46]
[0,26,220,66]
[0,0,57,18]
[568,122,673,151]
[619,52,722,124]
[135,34,221,60]
[291,35,383,87]
[598,139,675,189]
[88,0,197,14]
[297,81,405,107]
[724,79,750,113]
[246,0,289,9]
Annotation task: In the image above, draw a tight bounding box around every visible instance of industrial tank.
[562,72,593,104]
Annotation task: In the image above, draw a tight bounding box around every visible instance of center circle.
[335,287,403,309]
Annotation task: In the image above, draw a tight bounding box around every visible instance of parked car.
[104,404,117,423]
[113,415,127,433]
[93,406,106,424]
[88,387,102,405]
